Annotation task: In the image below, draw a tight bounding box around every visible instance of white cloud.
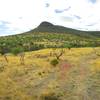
[0,0,46,35]
[0,0,100,36]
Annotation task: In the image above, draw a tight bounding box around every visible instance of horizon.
[0,0,100,36]
[0,21,100,37]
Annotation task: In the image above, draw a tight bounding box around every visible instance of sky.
[0,0,100,36]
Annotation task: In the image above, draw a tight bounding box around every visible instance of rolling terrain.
[0,47,100,100]
[0,22,100,100]
[31,21,100,38]
[0,21,100,55]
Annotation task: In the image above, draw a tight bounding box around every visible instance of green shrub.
[43,96,58,100]
[50,59,59,66]
[11,47,24,56]
[11,47,25,65]
[41,93,59,100]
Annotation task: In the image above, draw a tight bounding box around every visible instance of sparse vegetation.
[93,47,100,56]
[0,22,100,100]
[50,59,59,66]
[0,30,100,54]
[0,48,100,100]
[0,45,9,63]
[11,47,25,65]
[0,66,4,72]
[53,49,65,60]
[41,93,59,100]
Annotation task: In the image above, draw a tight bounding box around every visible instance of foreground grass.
[0,47,100,100]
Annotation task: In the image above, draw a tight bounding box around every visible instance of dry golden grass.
[0,47,100,100]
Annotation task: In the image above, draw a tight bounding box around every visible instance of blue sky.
[0,0,100,36]
[90,0,96,3]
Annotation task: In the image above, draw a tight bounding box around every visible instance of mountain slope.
[28,21,100,38]
[0,21,100,54]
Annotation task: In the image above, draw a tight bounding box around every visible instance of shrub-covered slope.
[0,21,100,54]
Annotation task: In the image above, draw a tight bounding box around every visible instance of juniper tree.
[0,46,9,63]
[11,47,25,65]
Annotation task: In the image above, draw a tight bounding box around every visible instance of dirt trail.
[73,53,97,100]
[18,53,99,100]
[32,53,97,99]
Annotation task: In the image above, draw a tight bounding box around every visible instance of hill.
[29,21,100,38]
[0,22,100,100]
[0,21,100,54]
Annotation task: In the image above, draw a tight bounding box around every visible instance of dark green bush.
[43,96,58,100]
[11,47,24,56]
[50,59,59,66]
[41,94,59,100]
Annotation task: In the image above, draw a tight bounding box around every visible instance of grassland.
[0,47,100,100]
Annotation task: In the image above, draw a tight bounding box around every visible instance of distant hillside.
[28,21,100,38]
[0,21,100,54]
